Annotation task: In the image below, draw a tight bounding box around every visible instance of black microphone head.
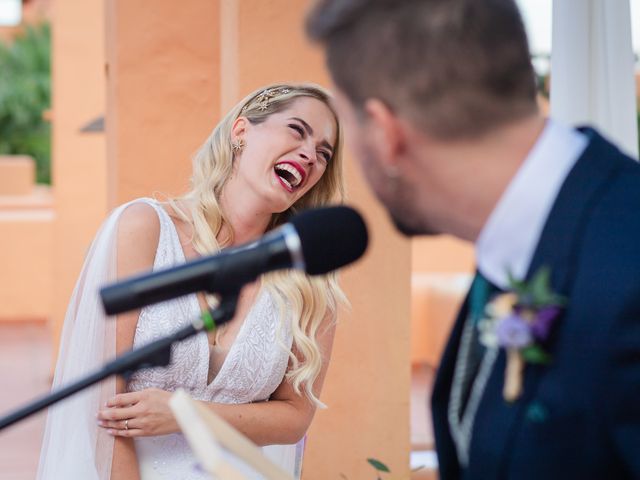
[289,205,368,275]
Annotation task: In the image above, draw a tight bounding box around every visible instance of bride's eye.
[288,124,304,137]
[317,150,331,162]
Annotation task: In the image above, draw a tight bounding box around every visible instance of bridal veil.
[37,204,132,479]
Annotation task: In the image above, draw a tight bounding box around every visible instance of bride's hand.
[96,388,179,437]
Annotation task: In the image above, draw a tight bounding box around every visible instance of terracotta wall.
[412,236,473,273]
[49,0,108,355]
[104,0,410,477]
[411,237,473,366]
[0,178,52,321]
[105,0,220,205]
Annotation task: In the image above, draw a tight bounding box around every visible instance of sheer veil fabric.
[37,202,131,480]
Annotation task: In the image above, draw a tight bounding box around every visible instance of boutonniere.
[478,266,566,402]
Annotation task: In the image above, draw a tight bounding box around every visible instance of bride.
[37,83,346,479]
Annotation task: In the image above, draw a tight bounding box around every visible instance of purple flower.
[496,314,533,348]
[531,306,561,340]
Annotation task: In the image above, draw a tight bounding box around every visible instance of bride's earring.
[231,138,245,154]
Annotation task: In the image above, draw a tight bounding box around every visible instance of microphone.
[100,205,368,316]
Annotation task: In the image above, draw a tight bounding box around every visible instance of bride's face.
[229,96,337,213]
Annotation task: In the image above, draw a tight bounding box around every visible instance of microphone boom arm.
[0,295,239,432]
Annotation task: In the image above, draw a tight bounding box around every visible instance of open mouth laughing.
[274,161,306,192]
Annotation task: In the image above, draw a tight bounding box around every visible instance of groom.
[308,0,640,478]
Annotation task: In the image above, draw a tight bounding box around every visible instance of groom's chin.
[389,212,436,237]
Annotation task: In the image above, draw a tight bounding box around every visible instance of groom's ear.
[363,98,409,170]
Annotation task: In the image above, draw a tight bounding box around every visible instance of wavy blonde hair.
[169,83,346,407]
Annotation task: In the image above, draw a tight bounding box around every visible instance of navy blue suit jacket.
[432,128,640,479]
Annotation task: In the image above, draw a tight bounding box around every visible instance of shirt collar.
[475,119,588,289]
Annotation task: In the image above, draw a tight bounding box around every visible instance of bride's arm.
[98,311,337,446]
[203,311,337,445]
[109,203,161,479]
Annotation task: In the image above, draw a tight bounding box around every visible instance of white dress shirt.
[475,119,589,289]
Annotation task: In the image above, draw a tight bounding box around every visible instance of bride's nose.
[297,146,315,165]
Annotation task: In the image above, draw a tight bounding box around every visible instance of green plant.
[0,22,51,184]
[368,458,391,480]
[339,458,425,480]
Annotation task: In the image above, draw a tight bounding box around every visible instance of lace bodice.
[125,199,296,479]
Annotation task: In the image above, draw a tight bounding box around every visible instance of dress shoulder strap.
[122,198,187,269]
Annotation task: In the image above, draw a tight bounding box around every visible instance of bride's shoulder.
[116,200,162,262]
[119,199,161,229]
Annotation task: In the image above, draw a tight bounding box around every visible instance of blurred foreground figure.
[308,0,640,478]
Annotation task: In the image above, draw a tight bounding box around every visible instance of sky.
[0,0,20,26]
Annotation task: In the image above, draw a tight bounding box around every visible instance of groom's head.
[307,0,537,140]
[307,0,539,236]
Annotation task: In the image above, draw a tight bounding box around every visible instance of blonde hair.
[170,83,346,407]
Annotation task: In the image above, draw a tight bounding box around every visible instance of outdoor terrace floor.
[0,322,50,480]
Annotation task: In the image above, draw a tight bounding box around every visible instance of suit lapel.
[466,128,623,478]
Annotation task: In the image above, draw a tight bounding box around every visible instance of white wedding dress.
[37,198,303,480]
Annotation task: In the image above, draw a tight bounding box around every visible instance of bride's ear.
[231,117,248,139]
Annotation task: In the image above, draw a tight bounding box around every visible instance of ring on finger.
[124,419,129,431]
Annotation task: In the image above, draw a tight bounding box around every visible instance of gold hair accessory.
[231,138,245,153]
[243,87,292,112]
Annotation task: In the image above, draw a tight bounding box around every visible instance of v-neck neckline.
[152,199,263,390]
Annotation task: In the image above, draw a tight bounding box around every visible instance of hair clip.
[242,87,292,113]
